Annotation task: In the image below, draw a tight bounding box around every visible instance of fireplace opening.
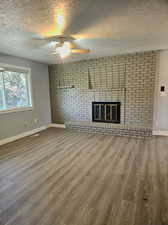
[92,102,120,123]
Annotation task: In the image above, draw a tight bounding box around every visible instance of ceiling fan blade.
[33,36,60,42]
[32,37,49,43]
[68,40,90,53]
[38,35,75,42]
[33,36,61,42]
[27,38,52,49]
[71,49,90,54]
[68,41,78,49]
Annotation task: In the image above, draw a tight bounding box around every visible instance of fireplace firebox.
[92,102,120,123]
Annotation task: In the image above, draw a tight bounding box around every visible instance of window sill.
[0,107,33,115]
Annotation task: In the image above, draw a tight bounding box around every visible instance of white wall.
[0,53,51,140]
[153,50,168,133]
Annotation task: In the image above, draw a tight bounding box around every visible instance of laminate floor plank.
[0,128,168,225]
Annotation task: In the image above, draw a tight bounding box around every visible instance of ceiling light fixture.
[57,42,70,58]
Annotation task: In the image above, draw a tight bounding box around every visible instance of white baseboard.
[0,123,66,146]
[0,125,48,146]
[153,130,168,136]
[49,123,66,128]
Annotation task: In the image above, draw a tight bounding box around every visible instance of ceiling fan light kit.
[57,42,71,58]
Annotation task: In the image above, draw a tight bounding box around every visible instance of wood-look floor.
[0,128,168,225]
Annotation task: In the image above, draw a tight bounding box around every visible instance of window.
[0,65,32,113]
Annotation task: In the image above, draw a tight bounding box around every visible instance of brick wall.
[49,51,157,135]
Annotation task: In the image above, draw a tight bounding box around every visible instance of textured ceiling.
[0,0,168,64]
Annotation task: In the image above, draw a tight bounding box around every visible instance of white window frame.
[0,63,33,115]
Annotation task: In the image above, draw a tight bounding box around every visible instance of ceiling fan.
[35,35,90,58]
